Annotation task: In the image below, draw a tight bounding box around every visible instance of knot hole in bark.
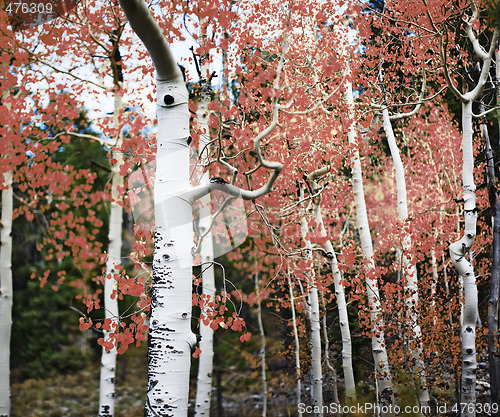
[163,94,175,105]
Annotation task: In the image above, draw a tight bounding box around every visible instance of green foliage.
[486,0,500,28]
[11,278,95,380]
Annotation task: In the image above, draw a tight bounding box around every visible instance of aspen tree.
[0,170,12,417]
[375,71,430,410]
[98,90,124,417]
[432,6,498,410]
[193,17,216,417]
[299,189,323,416]
[118,0,284,413]
[308,167,356,402]
[345,81,395,415]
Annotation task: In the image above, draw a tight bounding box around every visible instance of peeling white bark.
[381,108,429,410]
[345,82,395,415]
[98,92,124,417]
[0,171,12,417]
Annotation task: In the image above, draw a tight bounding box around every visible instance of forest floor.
[9,342,494,417]
[9,344,301,417]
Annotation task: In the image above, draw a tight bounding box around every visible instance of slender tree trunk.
[481,113,500,416]
[0,171,12,417]
[255,274,268,417]
[309,285,323,416]
[449,101,478,417]
[496,43,500,148]
[194,19,216,416]
[311,186,356,402]
[299,213,323,416]
[345,82,395,415]
[430,249,438,327]
[98,92,124,417]
[381,108,430,409]
[287,272,302,416]
[319,290,340,411]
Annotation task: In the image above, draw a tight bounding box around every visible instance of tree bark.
[345,82,395,415]
[0,170,12,417]
[449,100,478,416]
[98,91,124,417]
[194,19,216,416]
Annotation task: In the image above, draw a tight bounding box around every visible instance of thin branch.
[472,105,500,118]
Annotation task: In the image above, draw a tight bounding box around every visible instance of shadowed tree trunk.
[480,109,500,416]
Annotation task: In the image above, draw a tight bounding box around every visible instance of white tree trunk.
[430,249,438,327]
[255,274,268,417]
[299,214,323,416]
[0,171,13,417]
[345,82,395,414]
[146,76,196,416]
[118,2,283,414]
[449,101,478,416]
[194,24,216,416]
[312,194,356,402]
[381,108,429,409]
[98,92,124,417]
[287,272,302,416]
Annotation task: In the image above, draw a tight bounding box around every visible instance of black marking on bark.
[164,94,175,105]
[465,207,478,214]
[465,326,474,333]
[147,379,159,392]
[210,177,227,184]
[98,405,112,417]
